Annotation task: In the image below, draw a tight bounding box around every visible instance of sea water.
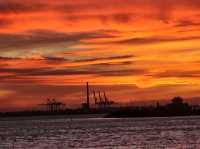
[0,116,200,149]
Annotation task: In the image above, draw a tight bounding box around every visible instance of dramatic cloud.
[0,30,116,51]
[0,18,13,27]
[0,61,145,78]
[0,1,47,14]
[151,70,200,78]
[107,36,200,45]
[175,20,200,28]
[0,0,200,110]
[75,55,134,63]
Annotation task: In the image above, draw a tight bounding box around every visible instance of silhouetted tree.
[167,96,191,115]
[171,96,183,104]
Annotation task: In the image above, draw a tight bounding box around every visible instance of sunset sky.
[0,0,200,111]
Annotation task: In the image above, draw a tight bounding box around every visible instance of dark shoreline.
[1,97,200,119]
[1,110,200,119]
[1,112,200,121]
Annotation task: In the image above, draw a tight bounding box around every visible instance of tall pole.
[86,82,90,109]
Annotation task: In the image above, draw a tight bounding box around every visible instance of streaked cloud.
[0,1,47,14]
[0,0,200,110]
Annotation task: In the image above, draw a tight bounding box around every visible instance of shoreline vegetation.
[1,97,200,119]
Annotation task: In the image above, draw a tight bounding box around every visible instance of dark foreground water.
[0,116,200,149]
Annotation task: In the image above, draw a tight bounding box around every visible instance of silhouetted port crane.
[98,91,104,107]
[82,82,115,110]
[39,98,65,112]
[93,91,98,108]
[103,91,114,106]
[94,91,114,108]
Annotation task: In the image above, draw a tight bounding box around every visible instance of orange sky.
[0,0,200,111]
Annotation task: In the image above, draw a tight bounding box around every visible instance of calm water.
[0,116,200,149]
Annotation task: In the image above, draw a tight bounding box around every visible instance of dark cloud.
[150,70,200,78]
[58,0,200,12]
[75,55,134,63]
[108,36,200,45]
[42,56,69,64]
[0,30,116,51]
[0,1,47,14]
[0,54,133,66]
[56,0,200,24]
[43,56,67,61]
[175,20,200,27]
[0,56,64,62]
[0,0,200,15]
[112,13,132,23]
[96,69,145,76]
[37,68,142,76]
[0,54,139,79]
[0,18,13,27]
[91,61,133,67]
[0,56,21,60]
[0,66,146,80]
[64,13,133,24]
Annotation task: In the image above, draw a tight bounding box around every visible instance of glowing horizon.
[0,0,200,111]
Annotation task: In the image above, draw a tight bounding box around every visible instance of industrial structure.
[82,82,115,110]
[93,91,114,108]
[40,98,65,112]
[39,82,114,112]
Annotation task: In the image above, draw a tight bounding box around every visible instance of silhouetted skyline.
[0,0,200,111]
